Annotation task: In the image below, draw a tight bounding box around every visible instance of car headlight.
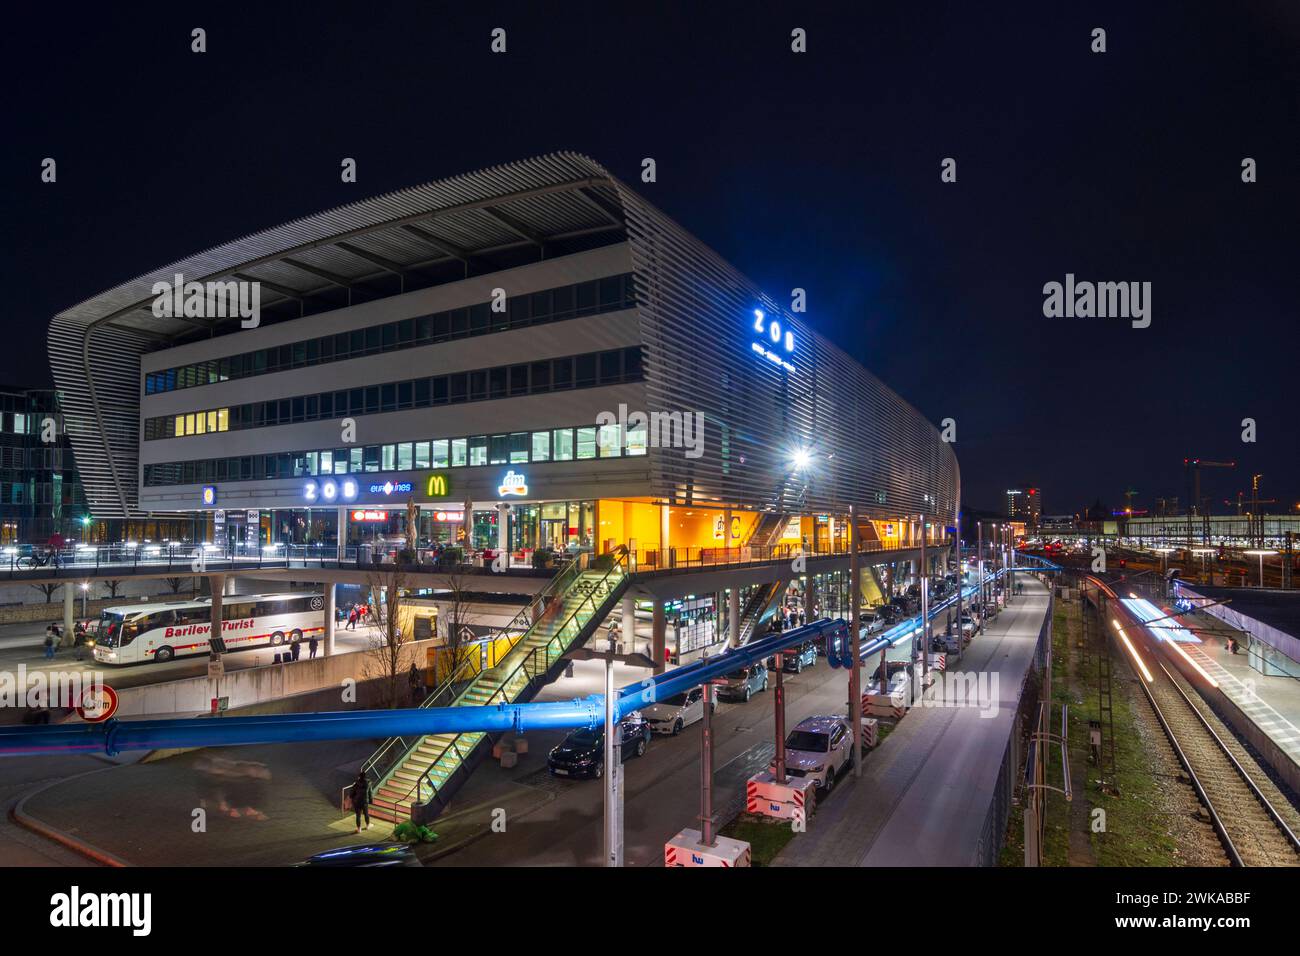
[813,765,825,773]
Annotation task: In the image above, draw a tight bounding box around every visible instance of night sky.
[3,1,1295,516]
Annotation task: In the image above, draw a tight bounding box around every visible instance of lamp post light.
[1244,550,1277,589]
[565,640,654,867]
[80,581,89,617]
[1190,548,1214,586]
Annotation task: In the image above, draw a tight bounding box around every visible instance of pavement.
[771,575,1050,867]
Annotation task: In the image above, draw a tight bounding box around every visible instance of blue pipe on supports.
[0,620,844,758]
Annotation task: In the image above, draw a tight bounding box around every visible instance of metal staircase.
[720,580,786,646]
[363,549,630,824]
[743,511,790,549]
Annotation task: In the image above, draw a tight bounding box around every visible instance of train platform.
[771,574,1051,867]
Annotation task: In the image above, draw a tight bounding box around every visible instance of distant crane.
[1183,458,1236,543]
[1122,487,1139,515]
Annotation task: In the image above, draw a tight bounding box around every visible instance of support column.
[728,585,740,647]
[723,507,733,558]
[660,503,671,567]
[849,504,862,777]
[62,584,74,647]
[497,502,510,569]
[919,515,929,679]
[324,582,336,657]
[621,593,636,651]
[336,506,347,562]
[652,599,666,674]
[462,497,473,551]
[209,573,225,654]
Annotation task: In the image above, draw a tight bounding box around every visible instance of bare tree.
[164,577,185,595]
[31,583,60,604]
[105,579,123,599]
[364,566,410,708]
[437,571,478,685]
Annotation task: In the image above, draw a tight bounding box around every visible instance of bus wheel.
[289,629,303,643]
[155,646,174,662]
[271,632,285,646]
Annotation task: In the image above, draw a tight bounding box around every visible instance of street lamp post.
[565,640,654,867]
[1245,550,1277,589]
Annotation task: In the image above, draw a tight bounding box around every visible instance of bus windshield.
[96,611,128,647]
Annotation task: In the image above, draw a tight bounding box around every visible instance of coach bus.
[92,592,325,665]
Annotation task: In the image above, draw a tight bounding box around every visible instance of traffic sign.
[76,684,118,723]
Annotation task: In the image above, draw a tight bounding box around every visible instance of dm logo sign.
[498,470,528,497]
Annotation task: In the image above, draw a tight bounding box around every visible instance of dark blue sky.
[3,1,1296,514]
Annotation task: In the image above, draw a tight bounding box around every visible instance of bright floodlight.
[791,448,812,472]
[1244,550,1277,556]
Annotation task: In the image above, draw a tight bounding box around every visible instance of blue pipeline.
[0,619,842,757]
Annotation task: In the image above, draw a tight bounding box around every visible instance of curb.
[10,764,133,867]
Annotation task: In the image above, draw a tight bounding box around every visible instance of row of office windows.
[142,422,649,487]
[142,346,643,440]
[142,272,638,395]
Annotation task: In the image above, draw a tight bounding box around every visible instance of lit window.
[552,428,574,461]
[531,431,550,462]
[217,408,229,431]
[175,415,185,437]
[597,423,622,457]
[451,438,467,467]
[576,427,597,460]
[432,440,450,468]
[626,422,648,456]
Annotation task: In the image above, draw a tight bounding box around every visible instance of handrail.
[401,549,629,811]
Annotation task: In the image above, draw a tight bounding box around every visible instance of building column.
[62,584,74,647]
[659,503,671,566]
[324,581,336,657]
[652,599,666,674]
[336,506,347,562]
[621,593,636,650]
[723,507,733,556]
[463,497,473,550]
[497,502,510,564]
[728,585,740,647]
[209,573,225,654]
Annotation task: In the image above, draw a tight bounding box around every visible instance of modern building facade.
[0,385,90,544]
[1006,486,1041,530]
[49,153,959,558]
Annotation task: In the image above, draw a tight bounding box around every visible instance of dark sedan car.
[767,641,818,674]
[298,842,423,867]
[547,714,651,779]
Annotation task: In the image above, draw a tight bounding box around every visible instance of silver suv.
[769,715,855,794]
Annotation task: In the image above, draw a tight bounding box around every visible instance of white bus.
[92,592,326,665]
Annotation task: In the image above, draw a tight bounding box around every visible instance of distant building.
[1040,514,1075,532]
[1006,486,1042,529]
[0,386,91,544]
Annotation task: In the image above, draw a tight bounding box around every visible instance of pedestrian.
[347,606,357,630]
[408,662,422,703]
[308,635,319,659]
[43,626,55,660]
[290,639,301,661]
[350,770,371,833]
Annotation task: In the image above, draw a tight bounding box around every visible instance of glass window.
[489,434,509,466]
[530,361,550,393]
[414,441,430,469]
[469,436,488,467]
[597,423,622,457]
[509,365,528,396]
[468,371,486,402]
[363,445,380,472]
[576,427,597,460]
[432,439,449,468]
[509,432,529,464]
[575,354,596,387]
[553,428,574,461]
[531,430,550,462]
[335,449,349,474]
[397,442,413,471]
[624,346,643,379]
[626,422,648,456]
[488,367,505,400]
[552,356,572,390]
[381,444,396,471]
[451,438,467,467]
[599,350,622,383]
[432,376,448,405]
[350,447,364,473]
[449,373,467,404]
[319,450,333,474]
[381,383,397,412]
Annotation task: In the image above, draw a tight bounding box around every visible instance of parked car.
[770,715,855,795]
[643,687,713,735]
[718,663,768,702]
[298,842,423,867]
[876,603,902,624]
[547,714,652,777]
[860,610,885,634]
[768,640,818,674]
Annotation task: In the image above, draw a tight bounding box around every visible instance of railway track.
[1136,652,1300,866]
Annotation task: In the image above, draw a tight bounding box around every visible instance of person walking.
[43,626,56,660]
[350,770,371,833]
[408,662,422,704]
[346,606,357,630]
[290,639,301,661]
[308,635,319,659]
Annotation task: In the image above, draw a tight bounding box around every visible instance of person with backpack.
[43,626,56,660]
[351,771,372,833]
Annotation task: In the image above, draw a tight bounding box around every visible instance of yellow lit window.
[217,408,229,432]
[174,415,185,437]
[185,414,196,436]
[207,410,217,432]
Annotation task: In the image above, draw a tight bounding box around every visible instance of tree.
[164,577,185,595]
[105,579,124,599]
[437,572,478,686]
[31,583,60,604]
[364,566,410,708]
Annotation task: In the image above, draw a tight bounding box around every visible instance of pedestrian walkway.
[772,576,1051,867]
[1178,633,1300,769]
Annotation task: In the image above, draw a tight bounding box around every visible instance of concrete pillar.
[652,599,666,674]
[463,497,473,550]
[849,504,862,776]
[324,581,336,656]
[659,503,671,565]
[497,502,510,562]
[336,506,347,562]
[209,573,225,653]
[803,575,815,623]
[621,593,636,650]
[728,585,740,647]
[62,584,74,647]
[723,507,733,556]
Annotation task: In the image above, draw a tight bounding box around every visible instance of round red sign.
[77,684,118,723]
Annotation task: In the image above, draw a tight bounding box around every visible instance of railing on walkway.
[631,536,952,574]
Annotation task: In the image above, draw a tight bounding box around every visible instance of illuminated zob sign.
[751,309,795,372]
[498,470,528,497]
